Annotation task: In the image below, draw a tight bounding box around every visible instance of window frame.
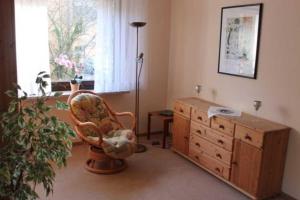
[51,80,94,91]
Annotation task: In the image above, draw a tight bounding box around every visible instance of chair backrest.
[69,92,120,137]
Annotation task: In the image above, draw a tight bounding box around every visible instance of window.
[48,0,97,91]
[15,0,134,96]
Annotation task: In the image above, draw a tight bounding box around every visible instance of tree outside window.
[48,0,97,86]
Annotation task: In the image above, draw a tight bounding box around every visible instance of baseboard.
[280,193,297,200]
[138,131,163,137]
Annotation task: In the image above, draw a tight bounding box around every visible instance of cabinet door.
[172,113,190,155]
[231,139,262,196]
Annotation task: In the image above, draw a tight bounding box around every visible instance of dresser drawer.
[190,121,206,137]
[174,101,191,118]
[191,108,210,126]
[235,125,264,148]
[190,134,232,166]
[189,148,230,180]
[205,128,233,152]
[211,117,235,136]
[191,122,233,151]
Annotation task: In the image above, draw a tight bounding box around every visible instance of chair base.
[135,143,147,153]
[85,145,127,174]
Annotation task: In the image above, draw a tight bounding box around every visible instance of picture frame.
[218,4,263,79]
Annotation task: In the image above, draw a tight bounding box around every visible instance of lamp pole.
[130,22,147,153]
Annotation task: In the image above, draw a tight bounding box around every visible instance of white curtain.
[15,0,51,96]
[15,0,140,95]
[94,0,135,93]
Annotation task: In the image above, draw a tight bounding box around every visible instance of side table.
[147,110,173,149]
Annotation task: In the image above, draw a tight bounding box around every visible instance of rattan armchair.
[68,90,136,174]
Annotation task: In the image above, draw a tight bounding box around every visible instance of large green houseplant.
[0,72,75,200]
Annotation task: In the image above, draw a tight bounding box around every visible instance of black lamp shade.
[130,22,147,28]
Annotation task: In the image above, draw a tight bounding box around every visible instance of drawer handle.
[179,108,184,113]
[195,155,199,160]
[215,167,221,173]
[217,139,224,145]
[219,125,225,130]
[196,130,202,134]
[195,142,200,147]
[216,153,222,159]
[245,134,252,141]
[184,136,189,140]
[197,116,203,121]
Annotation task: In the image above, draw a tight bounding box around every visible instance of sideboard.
[172,97,290,200]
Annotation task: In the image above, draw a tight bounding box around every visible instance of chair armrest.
[73,120,103,147]
[77,121,101,131]
[114,112,136,131]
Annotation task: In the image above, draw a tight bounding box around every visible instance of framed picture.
[218,4,263,79]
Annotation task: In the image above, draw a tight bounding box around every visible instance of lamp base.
[135,143,147,153]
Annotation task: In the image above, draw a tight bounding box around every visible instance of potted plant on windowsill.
[0,71,75,200]
[70,75,83,93]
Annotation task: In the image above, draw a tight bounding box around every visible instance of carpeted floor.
[36,136,290,200]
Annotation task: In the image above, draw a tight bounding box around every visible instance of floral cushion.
[102,129,136,159]
[70,93,136,159]
[70,93,114,137]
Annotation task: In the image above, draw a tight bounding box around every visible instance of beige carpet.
[36,138,290,200]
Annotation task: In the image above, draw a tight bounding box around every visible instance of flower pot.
[70,83,80,93]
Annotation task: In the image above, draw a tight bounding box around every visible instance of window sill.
[58,90,131,97]
[26,90,131,100]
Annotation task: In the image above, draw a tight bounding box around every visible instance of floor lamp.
[130,21,147,153]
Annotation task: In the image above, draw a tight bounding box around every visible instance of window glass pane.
[48,0,96,82]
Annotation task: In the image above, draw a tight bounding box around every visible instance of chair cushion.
[70,93,114,137]
[102,129,136,159]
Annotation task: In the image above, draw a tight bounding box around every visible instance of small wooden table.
[147,110,173,149]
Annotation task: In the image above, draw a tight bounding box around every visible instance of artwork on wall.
[218,4,263,79]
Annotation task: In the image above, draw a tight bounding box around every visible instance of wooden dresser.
[172,97,290,200]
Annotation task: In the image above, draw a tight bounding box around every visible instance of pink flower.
[75,66,80,74]
[75,63,84,74]
[55,54,74,69]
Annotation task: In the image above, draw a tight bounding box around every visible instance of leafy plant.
[0,72,76,200]
[70,74,83,85]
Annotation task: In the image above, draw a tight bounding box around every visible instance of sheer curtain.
[15,0,51,96]
[94,0,135,93]
[15,0,135,95]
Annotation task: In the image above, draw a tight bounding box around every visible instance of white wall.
[167,0,300,198]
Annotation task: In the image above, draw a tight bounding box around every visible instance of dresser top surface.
[176,97,290,133]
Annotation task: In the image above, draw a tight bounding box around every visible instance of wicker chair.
[68,90,136,174]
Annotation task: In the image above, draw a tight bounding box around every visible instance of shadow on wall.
[282,129,300,195]
[211,88,218,102]
[278,106,291,121]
